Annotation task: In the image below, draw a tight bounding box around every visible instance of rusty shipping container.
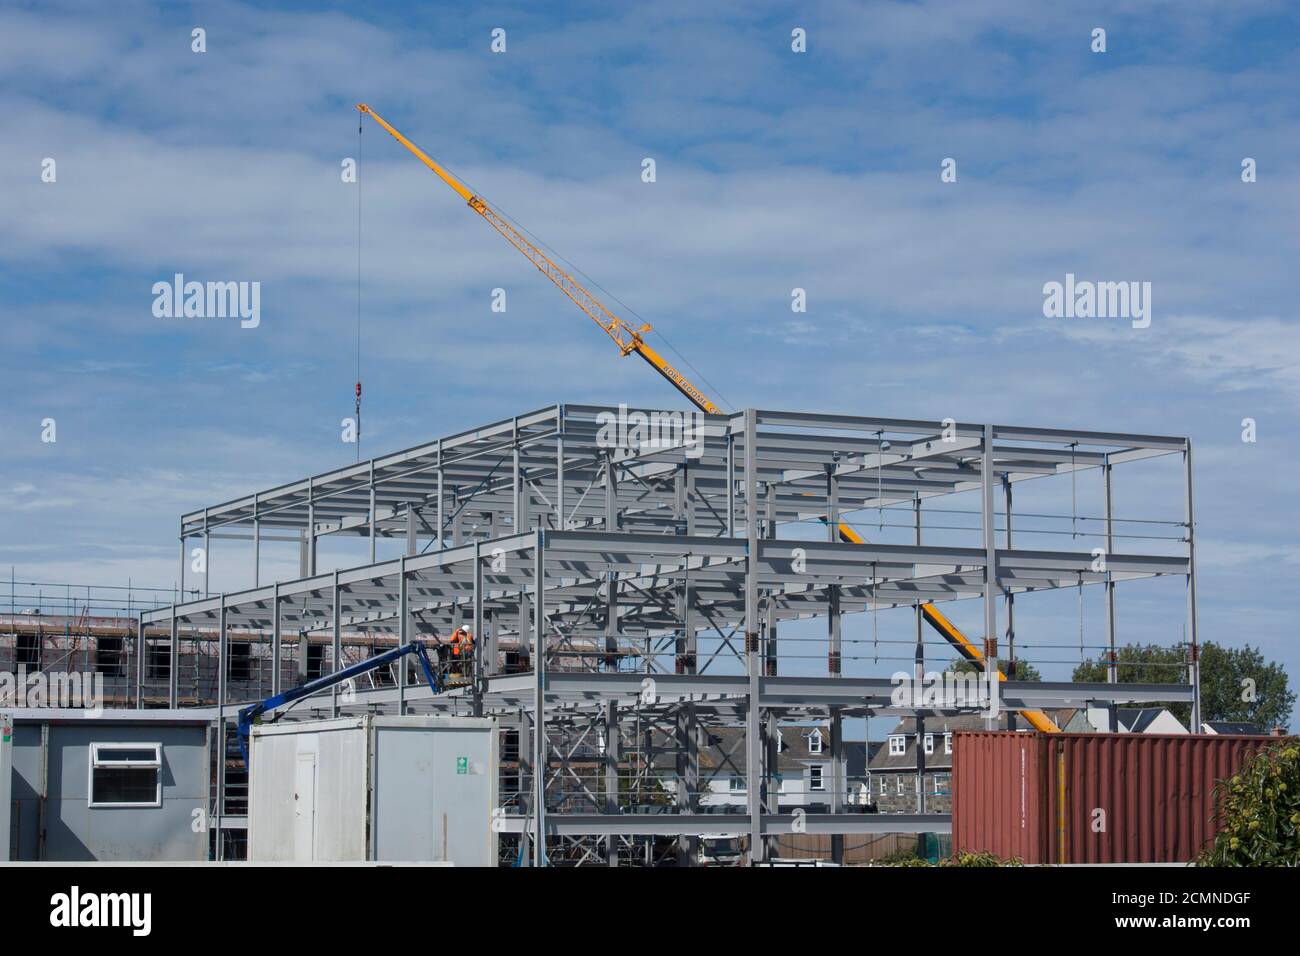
[951,731,1285,864]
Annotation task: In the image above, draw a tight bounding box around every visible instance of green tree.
[1072,641,1295,731]
[1198,643,1295,732]
[1072,642,1186,685]
[948,657,1042,681]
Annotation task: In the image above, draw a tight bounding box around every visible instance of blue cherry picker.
[235,640,445,765]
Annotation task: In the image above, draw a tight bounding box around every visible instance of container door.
[293,752,317,860]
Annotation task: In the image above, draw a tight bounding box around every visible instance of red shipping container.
[951,731,1285,864]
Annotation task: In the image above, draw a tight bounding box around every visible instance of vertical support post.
[168,612,178,708]
[673,702,699,866]
[368,461,377,563]
[830,707,844,864]
[178,530,185,598]
[436,439,445,550]
[513,426,523,532]
[1184,441,1201,732]
[556,407,566,530]
[743,409,764,863]
[604,699,619,866]
[398,556,408,716]
[405,508,416,556]
[203,513,211,599]
[473,541,485,716]
[331,570,342,718]
[604,454,619,672]
[532,529,546,867]
[828,467,841,677]
[913,495,926,802]
[135,614,145,709]
[604,455,617,531]
[516,710,531,864]
[271,583,282,696]
[215,598,227,859]
[726,430,735,537]
[253,493,261,588]
[306,478,315,577]
[1103,458,1118,684]
[764,483,778,680]
[1004,477,1015,671]
[981,424,998,728]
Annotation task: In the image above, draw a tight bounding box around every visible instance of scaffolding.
[133,404,1198,864]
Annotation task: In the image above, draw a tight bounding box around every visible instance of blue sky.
[1,1,1297,721]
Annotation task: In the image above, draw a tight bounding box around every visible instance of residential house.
[866,714,1015,813]
[1116,707,1187,734]
[655,725,869,811]
[1202,720,1268,736]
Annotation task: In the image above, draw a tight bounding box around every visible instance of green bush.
[943,851,1022,867]
[879,849,1021,867]
[1199,742,1300,866]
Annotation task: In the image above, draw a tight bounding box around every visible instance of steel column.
[1103,459,1118,684]
[533,529,546,867]
[981,423,998,728]
[743,409,764,863]
[1184,442,1201,731]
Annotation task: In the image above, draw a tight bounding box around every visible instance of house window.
[729,776,745,794]
[879,776,887,794]
[808,729,823,754]
[89,743,162,808]
[923,734,934,755]
[896,776,905,795]
[809,765,825,791]
[888,735,906,756]
[944,733,953,755]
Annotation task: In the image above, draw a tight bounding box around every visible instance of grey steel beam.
[492,812,951,837]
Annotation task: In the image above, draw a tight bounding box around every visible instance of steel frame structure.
[140,404,1199,865]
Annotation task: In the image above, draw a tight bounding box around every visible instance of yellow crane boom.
[356,104,723,416]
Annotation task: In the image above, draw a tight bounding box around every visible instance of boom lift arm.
[356,104,722,415]
[235,640,443,764]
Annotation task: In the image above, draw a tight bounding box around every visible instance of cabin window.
[89,743,162,808]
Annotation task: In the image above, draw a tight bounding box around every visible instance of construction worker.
[449,625,473,677]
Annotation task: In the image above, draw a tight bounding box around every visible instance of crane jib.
[358,104,725,417]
